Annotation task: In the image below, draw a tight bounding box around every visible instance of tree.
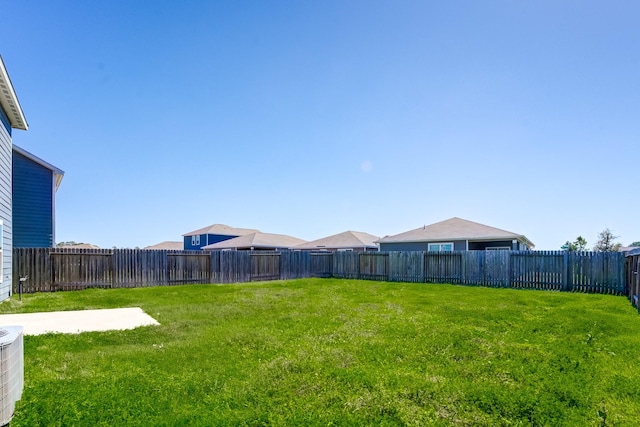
[561,236,588,251]
[593,228,622,252]
[630,241,640,247]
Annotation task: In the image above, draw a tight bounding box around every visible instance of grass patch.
[2,279,640,425]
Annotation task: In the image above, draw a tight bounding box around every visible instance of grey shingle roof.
[201,232,306,250]
[182,224,260,237]
[57,243,100,249]
[294,231,380,250]
[144,241,183,250]
[377,217,534,248]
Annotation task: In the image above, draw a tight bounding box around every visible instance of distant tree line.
[56,241,84,247]
[562,228,639,252]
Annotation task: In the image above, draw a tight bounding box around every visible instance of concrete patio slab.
[0,307,160,336]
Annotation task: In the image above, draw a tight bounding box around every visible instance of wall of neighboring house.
[183,234,237,250]
[0,106,12,298]
[520,241,532,250]
[339,247,379,252]
[380,240,530,251]
[12,151,55,247]
[379,240,467,252]
[303,247,375,253]
[468,240,516,250]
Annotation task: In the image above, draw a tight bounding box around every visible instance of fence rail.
[13,248,628,297]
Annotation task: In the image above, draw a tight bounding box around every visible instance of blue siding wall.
[183,234,237,250]
[206,234,237,247]
[0,110,12,299]
[12,151,54,247]
[183,235,202,250]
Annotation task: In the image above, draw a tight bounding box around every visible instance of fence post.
[506,251,512,288]
[460,251,469,285]
[635,256,640,307]
[562,251,570,291]
[110,250,115,289]
[165,251,170,285]
[209,251,214,284]
[50,248,56,291]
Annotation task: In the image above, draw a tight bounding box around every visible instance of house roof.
[0,56,28,131]
[182,224,260,237]
[620,246,640,254]
[144,241,183,250]
[57,243,100,249]
[13,144,65,190]
[376,217,535,248]
[294,231,380,250]
[201,232,306,250]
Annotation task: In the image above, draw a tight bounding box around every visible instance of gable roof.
[377,217,534,248]
[182,224,260,237]
[201,232,306,250]
[13,144,65,190]
[57,243,100,249]
[144,241,183,250]
[620,246,640,254]
[0,56,28,130]
[294,231,379,250]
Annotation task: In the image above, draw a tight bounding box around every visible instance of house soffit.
[0,57,28,131]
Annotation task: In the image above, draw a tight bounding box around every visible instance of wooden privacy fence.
[13,248,627,296]
[12,249,330,293]
[626,248,640,307]
[333,251,626,294]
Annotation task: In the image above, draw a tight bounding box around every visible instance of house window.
[428,242,453,252]
[486,247,510,251]
[191,235,200,246]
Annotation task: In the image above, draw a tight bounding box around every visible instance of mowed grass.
[1,279,640,426]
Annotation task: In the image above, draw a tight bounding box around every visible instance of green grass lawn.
[2,279,640,426]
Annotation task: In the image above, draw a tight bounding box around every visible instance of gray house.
[377,217,534,252]
[0,56,28,299]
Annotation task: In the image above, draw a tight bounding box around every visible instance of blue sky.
[2,1,638,249]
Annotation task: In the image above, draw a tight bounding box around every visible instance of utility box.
[0,326,23,426]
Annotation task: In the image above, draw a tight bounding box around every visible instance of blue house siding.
[0,113,12,298]
[12,151,55,247]
[183,235,201,250]
[183,234,237,250]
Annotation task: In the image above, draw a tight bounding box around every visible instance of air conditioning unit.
[0,326,23,426]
